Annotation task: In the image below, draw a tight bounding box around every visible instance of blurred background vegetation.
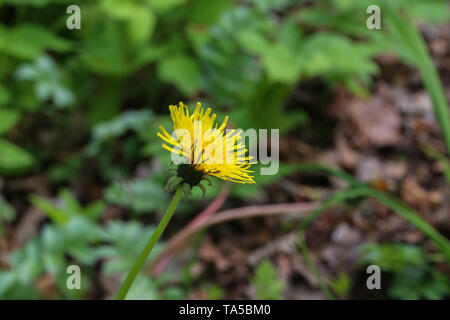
[0,0,449,299]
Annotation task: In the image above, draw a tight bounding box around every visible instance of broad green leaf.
[262,43,303,83]
[148,0,186,13]
[358,243,425,272]
[80,22,131,74]
[0,139,34,171]
[157,55,201,96]
[92,110,153,142]
[0,25,70,59]
[81,21,157,75]
[300,33,378,78]
[102,0,156,44]
[410,2,450,23]
[0,85,11,106]
[3,0,73,5]
[14,56,75,108]
[187,0,231,24]
[105,177,168,213]
[0,110,20,134]
[244,0,297,11]
[127,8,156,44]
[29,195,69,225]
[0,197,15,221]
[101,0,140,19]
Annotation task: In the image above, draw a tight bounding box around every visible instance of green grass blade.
[298,187,450,261]
[291,162,364,188]
[29,195,68,225]
[297,234,335,300]
[384,4,450,154]
[422,145,450,185]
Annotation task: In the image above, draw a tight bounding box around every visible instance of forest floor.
[177,23,450,299]
[2,24,450,300]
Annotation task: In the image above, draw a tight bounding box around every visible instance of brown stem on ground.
[151,185,230,275]
[148,201,319,276]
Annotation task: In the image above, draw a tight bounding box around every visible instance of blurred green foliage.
[250,259,285,300]
[0,189,185,299]
[328,272,351,299]
[359,243,450,300]
[0,0,449,300]
[0,0,448,180]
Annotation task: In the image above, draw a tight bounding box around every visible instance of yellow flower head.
[157,102,255,185]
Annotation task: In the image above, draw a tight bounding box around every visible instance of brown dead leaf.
[332,91,402,148]
[199,238,230,271]
[335,129,359,169]
[35,274,57,298]
[12,206,47,248]
[331,223,361,246]
[348,96,401,147]
[401,177,442,211]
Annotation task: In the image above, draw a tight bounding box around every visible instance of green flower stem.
[116,188,183,300]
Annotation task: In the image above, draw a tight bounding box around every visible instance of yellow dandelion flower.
[157,102,255,186]
[118,102,257,299]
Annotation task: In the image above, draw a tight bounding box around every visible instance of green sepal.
[166,168,177,175]
[197,184,207,199]
[182,183,192,200]
[165,176,183,191]
[201,175,213,186]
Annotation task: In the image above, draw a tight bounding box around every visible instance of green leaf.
[409,1,450,23]
[187,0,231,25]
[0,85,11,107]
[0,139,34,171]
[0,110,20,135]
[128,9,156,44]
[59,189,83,216]
[3,0,73,6]
[262,43,303,83]
[29,195,69,225]
[244,0,297,11]
[102,0,156,44]
[328,272,352,299]
[83,201,106,221]
[81,21,154,75]
[357,242,450,300]
[92,110,153,142]
[105,177,168,213]
[15,55,75,108]
[148,0,186,13]
[257,20,304,84]
[358,243,425,273]
[80,21,127,74]
[0,197,15,222]
[101,0,141,19]
[300,33,378,78]
[157,55,201,96]
[250,259,285,300]
[0,25,70,59]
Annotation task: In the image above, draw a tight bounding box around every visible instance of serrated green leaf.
[250,259,285,300]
